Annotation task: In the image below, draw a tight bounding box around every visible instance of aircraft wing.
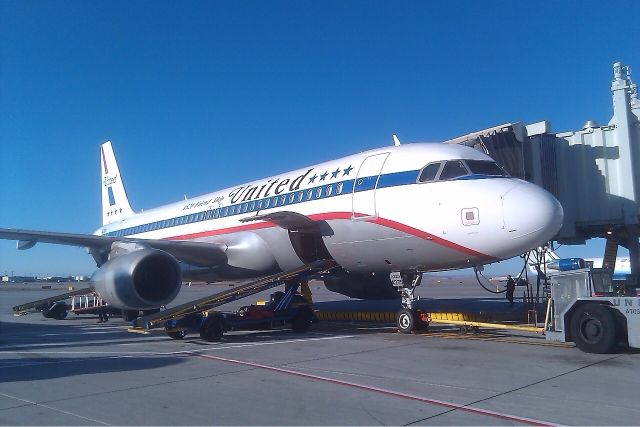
[0,228,227,267]
[240,211,319,232]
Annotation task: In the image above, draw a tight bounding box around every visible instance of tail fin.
[100,141,134,225]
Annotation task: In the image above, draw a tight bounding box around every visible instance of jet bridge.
[446,61,640,280]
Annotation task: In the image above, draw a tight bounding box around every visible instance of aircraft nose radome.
[502,182,563,246]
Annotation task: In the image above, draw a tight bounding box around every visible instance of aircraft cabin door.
[352,152,389,220]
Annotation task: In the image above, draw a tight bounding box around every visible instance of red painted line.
[189,352,554,426]
[100,145,108,174]
[164,211,492,259]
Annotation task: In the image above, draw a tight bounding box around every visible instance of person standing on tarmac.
[505,275,516,305]
[98,308,109,323]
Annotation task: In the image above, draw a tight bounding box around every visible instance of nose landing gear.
[391,271,428,334]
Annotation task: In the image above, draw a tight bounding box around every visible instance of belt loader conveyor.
[129,259,337,334]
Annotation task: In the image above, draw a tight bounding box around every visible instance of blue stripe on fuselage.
[103,169,503,237]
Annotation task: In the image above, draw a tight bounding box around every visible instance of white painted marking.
[0,335,354,359]
[0,391,111,425]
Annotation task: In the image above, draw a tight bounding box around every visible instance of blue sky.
[0,0,638,276]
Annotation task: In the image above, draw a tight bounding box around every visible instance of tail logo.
[103,174,118,186]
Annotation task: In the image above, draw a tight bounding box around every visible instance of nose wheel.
[396,308,416,334]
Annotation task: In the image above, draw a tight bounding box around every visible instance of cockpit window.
[464,160,507,176]
[417,162,442,182]
[438,160,468,180]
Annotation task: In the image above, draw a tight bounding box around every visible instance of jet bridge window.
[417,162,442,183]
[439,161,469,180]
[464,160,507,177]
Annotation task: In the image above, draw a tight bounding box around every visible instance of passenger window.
[326,185,333,196]
[281,195,286,205]
[316,187,323,198]
[439,161,469,180]
[289,193,295,203]
[306,189,313,200]
[336,182,343,194]
[257,200,262,210]
[264,198,270,208]
[418,162,441,182]
[298,191,304,202]
[273,197,279,207]
[250,201,255,211]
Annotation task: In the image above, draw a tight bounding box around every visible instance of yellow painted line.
[428,318,543,333]
[418,330,574,348]
[127,328,151,335]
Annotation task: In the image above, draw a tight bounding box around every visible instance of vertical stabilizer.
[101,141,134,225]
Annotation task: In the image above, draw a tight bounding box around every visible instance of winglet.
[392,134,401,146]
[101,141,134,225]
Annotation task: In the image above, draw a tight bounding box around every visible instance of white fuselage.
[97,143,563,278]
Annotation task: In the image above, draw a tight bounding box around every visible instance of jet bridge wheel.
[396,308,417,334]
[570,303,618,354]
[200,315,224,342]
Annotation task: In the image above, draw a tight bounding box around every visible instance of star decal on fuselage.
[343,165,353,176]
[319,171,329,181]
[331,168,340,179]
[308,174,318,184]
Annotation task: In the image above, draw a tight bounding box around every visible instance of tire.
[291,308,313,333]
[570,303,618,354]
[200,316,224,342]
[166,329,187,340]
[54,310,68,320]
[396,308,416,334]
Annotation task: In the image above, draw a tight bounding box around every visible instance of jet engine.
[323,271,400,300]
[91,249,181,310]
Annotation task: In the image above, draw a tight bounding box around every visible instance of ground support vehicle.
[544,268,640,353]
[129,259,336,341]
[13,287,93,320]
[164,287,314,341]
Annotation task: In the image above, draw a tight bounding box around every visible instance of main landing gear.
[391,271,428,334]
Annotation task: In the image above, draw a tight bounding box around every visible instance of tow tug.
[543,259,640,353]
[129,259,337,341]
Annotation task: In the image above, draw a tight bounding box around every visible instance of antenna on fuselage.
[392,134,401,146]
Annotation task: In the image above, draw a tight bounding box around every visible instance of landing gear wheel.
[291,308,313,333]
[570,303,618,354]
[166,329,187,340]
[200,316,224,342]
[396,308,416,334]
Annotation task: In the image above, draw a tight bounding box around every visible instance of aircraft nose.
[502,181,563,246]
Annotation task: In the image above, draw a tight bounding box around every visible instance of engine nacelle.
[91,249,181,310]
[323,272,400,300]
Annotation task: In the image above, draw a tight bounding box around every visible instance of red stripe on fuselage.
[164,211,492,259]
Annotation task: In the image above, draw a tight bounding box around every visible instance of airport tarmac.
[1,277,639,426]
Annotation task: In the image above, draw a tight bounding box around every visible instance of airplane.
[0,140,564,331]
